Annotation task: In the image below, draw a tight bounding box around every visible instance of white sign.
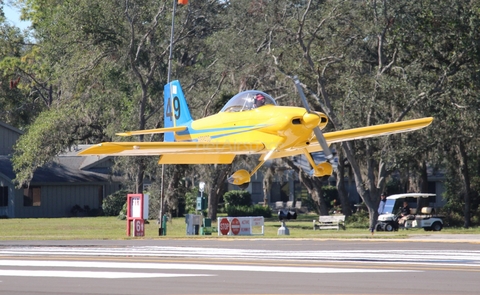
[217,216,264,236]
[131,196,142,218]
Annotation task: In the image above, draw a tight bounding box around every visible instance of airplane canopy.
[220,90,277,113]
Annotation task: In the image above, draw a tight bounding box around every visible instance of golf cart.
[376,193,443,231]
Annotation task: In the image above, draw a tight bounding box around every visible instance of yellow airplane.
[79,78,433,188]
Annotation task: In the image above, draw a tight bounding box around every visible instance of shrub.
[346,210,369,228]
[226,204,272,217]
[223,190,252,207]
[185,188,203,214]
[102,190,129,216]
[118,202,127,220]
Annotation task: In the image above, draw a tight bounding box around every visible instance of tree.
[0,19,36,127]
[258,0,443,230]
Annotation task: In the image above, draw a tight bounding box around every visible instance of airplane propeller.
[293,76,334,163]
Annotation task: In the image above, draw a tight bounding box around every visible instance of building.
[0,121,122,218]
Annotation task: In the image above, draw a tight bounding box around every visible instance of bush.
[223,190,252,207]
[118,202,127,220]
[185,188,204,214]
[226,205,272,217]
[346,210,369,228]
[102,190,129,216]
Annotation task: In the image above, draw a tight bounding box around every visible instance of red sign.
[231,218,240,235]
[219,218,230,235]
[134,219,144,236]
[127,194,144,237]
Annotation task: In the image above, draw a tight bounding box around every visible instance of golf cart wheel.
[385,223,394,232]
[375,223,383,231]
[431,222,443,231]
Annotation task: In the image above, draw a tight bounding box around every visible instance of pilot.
[254,93,266,108]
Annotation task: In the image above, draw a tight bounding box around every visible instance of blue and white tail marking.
[163,80,193,142]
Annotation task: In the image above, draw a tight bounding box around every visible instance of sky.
[3,3,31,31]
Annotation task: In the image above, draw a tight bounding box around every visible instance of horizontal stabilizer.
[116,126,187,137]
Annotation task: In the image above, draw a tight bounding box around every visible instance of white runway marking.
[0,246,479,266]
[0,269,212,279]
[0,260,416,274]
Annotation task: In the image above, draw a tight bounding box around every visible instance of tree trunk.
[284,158,328,215]
[135,161,145,193]
[368,206,379,232]
[341,141,379,231]
[458,141,471,228]
[208,165,230,220]
[335,152,352,217]
[420,160,429,193]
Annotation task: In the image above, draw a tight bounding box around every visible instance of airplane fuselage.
[175,105,328,153]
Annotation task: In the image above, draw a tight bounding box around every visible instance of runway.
[0,239,478,294]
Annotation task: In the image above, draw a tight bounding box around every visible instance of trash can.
[200,218,212,235]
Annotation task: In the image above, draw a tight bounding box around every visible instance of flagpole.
[167,0,177,84]
[159,0,179,236]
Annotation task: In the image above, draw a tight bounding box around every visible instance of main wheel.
[375,223,383,231]
[238,182,250,190]
[431,221,443,231]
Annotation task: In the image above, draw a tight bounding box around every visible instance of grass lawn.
[0,214,478,240]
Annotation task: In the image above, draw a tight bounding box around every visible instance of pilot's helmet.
[254,93,266,107]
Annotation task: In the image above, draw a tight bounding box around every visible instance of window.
[0,187,7,207]
[23,186,41,206]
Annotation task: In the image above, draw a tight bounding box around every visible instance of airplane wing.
[78,141,265,156]
[323,117,432,143]
[263,117,433,159]
[115,126,187,136]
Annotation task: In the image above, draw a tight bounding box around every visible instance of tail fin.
[163,80,193,142]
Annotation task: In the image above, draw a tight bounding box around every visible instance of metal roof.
[0,156,118,184]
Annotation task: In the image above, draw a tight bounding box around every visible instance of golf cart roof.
[386,193,436,200]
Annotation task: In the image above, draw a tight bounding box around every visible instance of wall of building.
[0,122,22,155]
[12,183,120,218]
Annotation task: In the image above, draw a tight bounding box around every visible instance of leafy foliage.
[346,210,370,229]
[223,190,252,208]
[185,188,200,214]
[102,190,128,217]
[226,205,272,218]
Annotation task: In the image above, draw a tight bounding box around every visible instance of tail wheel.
[238,182,250,190]
[431,221,443,231]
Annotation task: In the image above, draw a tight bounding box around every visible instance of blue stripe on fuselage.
[175,123,268,142]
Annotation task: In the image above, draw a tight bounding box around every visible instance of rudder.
[163,80,193,142]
